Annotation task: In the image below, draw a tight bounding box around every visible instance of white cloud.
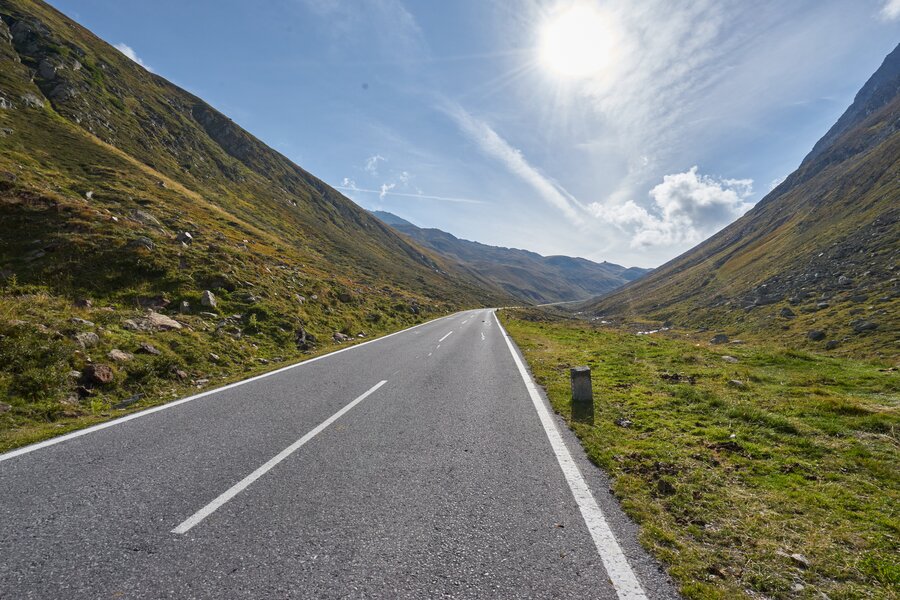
[113,43,152,72]
[442,101,583,223]
[379,182,396,199]
[591,167,753,248]
[364,154,385,174]
[880,0,900,20]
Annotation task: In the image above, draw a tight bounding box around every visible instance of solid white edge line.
[172,380,387,534]
[439,331,453,342]
[0,312,460,463]
[493,311,648,600]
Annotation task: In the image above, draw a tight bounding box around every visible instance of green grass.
[500,308,899,600]
[0,285,451,452]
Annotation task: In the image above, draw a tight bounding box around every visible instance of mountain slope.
[371,211,650,304]
[0,0,508,447]
[587,43,900,356]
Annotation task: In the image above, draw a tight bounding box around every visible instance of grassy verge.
[499,309,898,600]
[0,285,451,453]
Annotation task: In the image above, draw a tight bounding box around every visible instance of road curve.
[0,308,680,599]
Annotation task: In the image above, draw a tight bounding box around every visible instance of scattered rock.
[727,379,746,388]
[838,275,853,286]
[124,311,183,331]
[790,553,811,569]
[20,92,44,109]
[656,479,676,496]
[0,402,10,414]
[84,190,94,200]
[209,353,220,361]
[108,349,133,362]
[113,393,144,409]
[721,355,739,364]
[779,307,796,319]
[295,326,316,351]
[849,294,868,303]
[661,373,696,384]
[816,302,830,310]
[37,58,57,80]
[60,395,80,407]
[146,311,182,330]
[74,331,100,348]
[130,209,160,226]
[137,342,161,355]
[200,290,217,308]
[83,364,114,385]
[337,291,352,303]
[70,317,95,327]
[193,378,210,387]
[176,231,193,245]
[710,334,729,345]
[179,300,190,314]
[825,340,840,350]
[73,297,92,308]
[614,417,633,428]
[851,320,878,334]
[172,368,188,381]
[295,294,306,304]
[807,330,826,341]
[136,295,170,310]
[332,332,350,343]
[127,236,155,251]
[23,248,45,261]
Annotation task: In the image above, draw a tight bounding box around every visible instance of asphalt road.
[0,308,681,599]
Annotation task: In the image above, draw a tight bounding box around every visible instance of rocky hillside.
[371,211,650,304]
[0,0,508,449]
[587,43,899,357]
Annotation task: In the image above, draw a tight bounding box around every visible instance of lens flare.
[539,4,615,78]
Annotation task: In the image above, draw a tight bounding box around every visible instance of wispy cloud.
[113,43,152,72]
[881,0,900,20]
[364,154,385,175]
[334,183,482,204]
[441,101,583,223]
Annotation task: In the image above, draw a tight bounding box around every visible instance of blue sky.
[50,0,900,268]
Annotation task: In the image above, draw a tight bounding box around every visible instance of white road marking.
[461,319,469,324]
[481,332,486,341]
[427,352,432,357]
[439,331,453,342]
[0,312,456,462]
[493,312,647,600]
[172,380,387,534]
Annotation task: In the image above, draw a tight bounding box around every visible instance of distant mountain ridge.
[587,43,900,356]
[371,211,650,304]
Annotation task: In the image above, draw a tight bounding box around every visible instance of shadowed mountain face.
[371,211,650,305]
[588,43,899,356]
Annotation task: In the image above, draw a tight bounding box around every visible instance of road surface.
[0,308,680,599]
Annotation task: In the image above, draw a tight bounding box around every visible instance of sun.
[539,4,615,79]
